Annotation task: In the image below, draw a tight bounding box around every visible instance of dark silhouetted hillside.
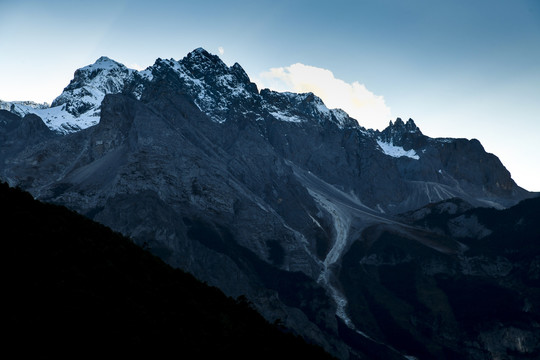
[2,182,334,359]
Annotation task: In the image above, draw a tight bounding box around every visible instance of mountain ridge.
[0,48,531,200]
[1,48,538,359]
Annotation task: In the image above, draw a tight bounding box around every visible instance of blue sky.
[1,0,539,191]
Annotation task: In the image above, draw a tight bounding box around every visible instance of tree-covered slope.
[2,182,333,359]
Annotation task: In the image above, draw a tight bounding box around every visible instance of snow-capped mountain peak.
[2,49,387,134]
[52,56,136,114]
[139,49,261,123]
[84,56,124,70]
[2,56,141,134]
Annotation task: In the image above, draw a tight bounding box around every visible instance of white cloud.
[256,63,392,130]
[218,46,225,55]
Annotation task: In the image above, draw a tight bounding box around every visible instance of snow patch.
[315,101,331,116]
[35,105,100,133]
[331,108,349,127]
[270,111,304,123]
[0,100,99,134]
[377,140,419,160]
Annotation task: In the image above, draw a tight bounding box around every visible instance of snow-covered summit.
[52,56,136,117]
[83,56,123,71]
[141,48,260,123]
[6,56,141,134]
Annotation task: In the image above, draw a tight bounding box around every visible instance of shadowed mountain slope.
[2,182,334,359]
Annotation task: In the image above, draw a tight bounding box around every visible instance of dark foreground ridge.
[2,182,334,359]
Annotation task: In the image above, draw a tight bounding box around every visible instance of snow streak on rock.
[308,188,354,326]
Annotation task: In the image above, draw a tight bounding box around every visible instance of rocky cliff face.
[1,48,538,359]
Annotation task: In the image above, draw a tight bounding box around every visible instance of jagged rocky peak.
[149,57,178,75]
[378,117,424,147]
[181,47,229,77]
[178,48,258,94]
[185,47,221,63]
[273,91,328,116]
[231,62,250,82]
[259,89,355,128]
[140,48,261,122]
[260,89,312,107]
[387,117,421,134]
[56,56,132,97]
[149,48,257,92]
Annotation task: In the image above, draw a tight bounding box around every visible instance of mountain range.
[1,48,538,359]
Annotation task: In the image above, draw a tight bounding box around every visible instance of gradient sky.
[1,0,539,191]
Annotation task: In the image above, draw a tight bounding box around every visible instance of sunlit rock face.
[1,48,538,359]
